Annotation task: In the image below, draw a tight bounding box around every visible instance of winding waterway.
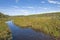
[6,21,54,40]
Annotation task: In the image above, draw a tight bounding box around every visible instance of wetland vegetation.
[12,12,60,40]
[0,12,12,40]
[0,12,60,40]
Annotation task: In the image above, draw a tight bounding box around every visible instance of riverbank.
[0,12,60,40]
[7,21,55,40]
[0,13,12,40]
[12,12,60,40]
[0,20,12,40]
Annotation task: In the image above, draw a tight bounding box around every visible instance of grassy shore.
[0,12,60,40]
[0,13,12,40]
[12,12,60,39]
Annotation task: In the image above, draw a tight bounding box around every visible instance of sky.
[0,0,60,16]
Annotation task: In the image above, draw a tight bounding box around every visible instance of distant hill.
[0,12,9,18]
[12,12,60,39]
[26,12,60,17]
[0,12,10,21]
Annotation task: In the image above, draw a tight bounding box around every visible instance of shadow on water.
[6,21,54,40]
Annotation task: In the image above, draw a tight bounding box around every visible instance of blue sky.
[0,0,60,15]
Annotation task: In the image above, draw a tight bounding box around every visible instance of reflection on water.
[7,21,54,40]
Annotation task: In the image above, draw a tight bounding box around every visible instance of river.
[6,21,54,40]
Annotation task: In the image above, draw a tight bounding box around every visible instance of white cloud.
[22,6,34,9]
[0,6,30,16]
[48,0,60,4]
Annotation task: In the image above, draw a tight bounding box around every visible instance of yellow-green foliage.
[0,13,12,40]
[13,13,60,38]
[0,20,12,40]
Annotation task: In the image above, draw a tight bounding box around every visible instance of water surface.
[7,21,54,40]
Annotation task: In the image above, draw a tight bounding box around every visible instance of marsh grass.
[12,13,60,39]
[0,12,12,40]
[0,19,12,40]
